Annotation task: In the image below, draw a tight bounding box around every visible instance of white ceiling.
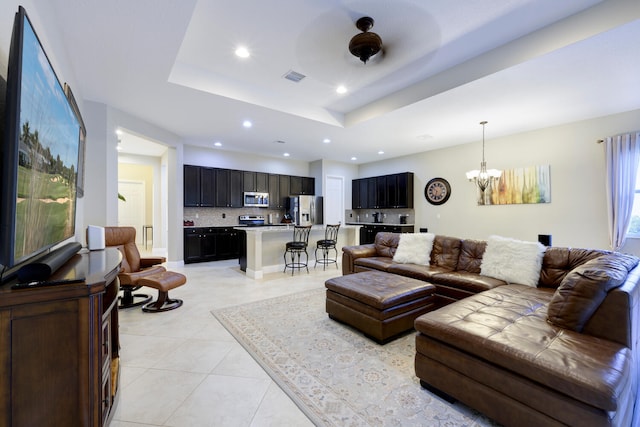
[49,0,640,163]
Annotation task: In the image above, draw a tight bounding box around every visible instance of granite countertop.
[345,222,415,226]
[235,224,359,233]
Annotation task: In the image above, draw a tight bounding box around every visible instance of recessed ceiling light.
[336,85,347,94]
[115,129,123,136]
[378,150,384,155]
[243,120,252,128]
[213,141,222,147]
[235,46,250,58]
[323,138,331,144]
[351,156,357,161]
[283,152,290,157]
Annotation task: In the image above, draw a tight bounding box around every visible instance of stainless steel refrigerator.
[287,196,323,226]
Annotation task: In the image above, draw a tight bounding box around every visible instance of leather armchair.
[104,226,166,308]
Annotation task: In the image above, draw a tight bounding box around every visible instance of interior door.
[118,180,146,244]
[325,175,344,225]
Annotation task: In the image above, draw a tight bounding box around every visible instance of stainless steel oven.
[243,192,269,207]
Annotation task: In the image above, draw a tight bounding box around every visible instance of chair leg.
[142,290,183,313]
[119,287,152,309]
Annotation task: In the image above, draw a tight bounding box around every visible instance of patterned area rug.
[212,288,497,427]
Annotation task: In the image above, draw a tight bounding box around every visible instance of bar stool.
[283,225,312,275]
[315,224,340,270]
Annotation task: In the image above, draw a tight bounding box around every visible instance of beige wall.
[359,109,640,253]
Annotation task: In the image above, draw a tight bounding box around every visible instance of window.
[627,168,640,236]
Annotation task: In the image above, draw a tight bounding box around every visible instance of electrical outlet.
[195,213,199,219]
[222,213,226,218]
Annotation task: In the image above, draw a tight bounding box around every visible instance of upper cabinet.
[214,168,243,207]
[351,172,414,209]
[184,165,215,207]
[184,166,312,208]
[290,176,315,195]
[243,171,268,193]
[269,174,290,209]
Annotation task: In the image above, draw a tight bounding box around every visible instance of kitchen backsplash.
[345,208,414,224]
[184,207,286,227]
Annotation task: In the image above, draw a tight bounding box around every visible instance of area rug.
[212,288,497,427]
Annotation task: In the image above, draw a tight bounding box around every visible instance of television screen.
[0,6,81,276]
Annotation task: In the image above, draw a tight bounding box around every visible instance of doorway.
[118,180,146,245]
[325,175,344,225]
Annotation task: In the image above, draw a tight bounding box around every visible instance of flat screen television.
[0,6,82,282]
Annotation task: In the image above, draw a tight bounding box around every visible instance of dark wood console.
[0,247,122,427]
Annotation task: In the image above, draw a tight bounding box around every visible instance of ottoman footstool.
[325,270,436,343]
[137,271,186,313]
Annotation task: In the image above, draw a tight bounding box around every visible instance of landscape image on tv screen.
[14,16,80,264]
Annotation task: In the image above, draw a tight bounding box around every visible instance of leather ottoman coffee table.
[325,270,436,343]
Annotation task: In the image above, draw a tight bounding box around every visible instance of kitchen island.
[236,225,360,279]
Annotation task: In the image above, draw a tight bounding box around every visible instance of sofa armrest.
[341,244,376,275]
[583,264,640,348]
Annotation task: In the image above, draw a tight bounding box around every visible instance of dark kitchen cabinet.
[269,174,290,209]
[215,168,243,207]
[366,177,377,208]
[215,227,240,259]
[184,227,240,263]
[184,165,215,207]
[243,171,268,193]
[352,172,414,209]
[359,224,414,244]
[290,176,314,195]
[352,178,369,209]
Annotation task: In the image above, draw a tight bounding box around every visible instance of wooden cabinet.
[184,227,240,264]
[184,165,215,207]
[268,174,290,209]
[243,171,268,193]
[359,224,415,244]
[185,166,313,209]
[290,176,314,195]
[214,169,243,207]
[352,172,414,209]
[0,248,122,427]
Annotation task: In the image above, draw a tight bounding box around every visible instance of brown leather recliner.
[104,226,167,309]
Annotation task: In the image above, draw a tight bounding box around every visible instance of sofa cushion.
[393,233,435,265]
[431,236,462,270]
[547,254,639,332]
[456,239,486,273]
[387,262,452,281]
[374,232,400,258]
[414,285,631,412]
[354,256,396,272]
[480,235,546,287]
[538,247,608,289]
[433,270,507,294]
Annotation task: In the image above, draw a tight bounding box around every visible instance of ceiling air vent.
[283,70,306,83]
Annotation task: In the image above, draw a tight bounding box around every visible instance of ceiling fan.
[348,16,383,64]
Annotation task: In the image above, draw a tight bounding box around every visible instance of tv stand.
[0,248,122,426]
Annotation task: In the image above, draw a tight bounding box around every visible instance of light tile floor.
[109,257,341,427]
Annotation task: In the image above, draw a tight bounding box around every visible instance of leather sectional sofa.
[341,232,640,427]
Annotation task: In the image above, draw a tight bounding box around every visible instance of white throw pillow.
[480,235,546,287]
[393,233,435,265]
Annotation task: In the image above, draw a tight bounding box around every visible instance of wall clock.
[424,178,451,205]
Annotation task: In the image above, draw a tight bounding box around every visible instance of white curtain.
[605,132,640,251]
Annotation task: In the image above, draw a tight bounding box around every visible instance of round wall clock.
[424,178,451,205]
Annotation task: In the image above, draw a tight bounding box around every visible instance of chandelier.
[465,121,501,192]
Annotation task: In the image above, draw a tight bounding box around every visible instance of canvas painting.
[477,165,550,205]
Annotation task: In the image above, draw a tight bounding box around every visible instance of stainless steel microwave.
[243,192,269,207]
